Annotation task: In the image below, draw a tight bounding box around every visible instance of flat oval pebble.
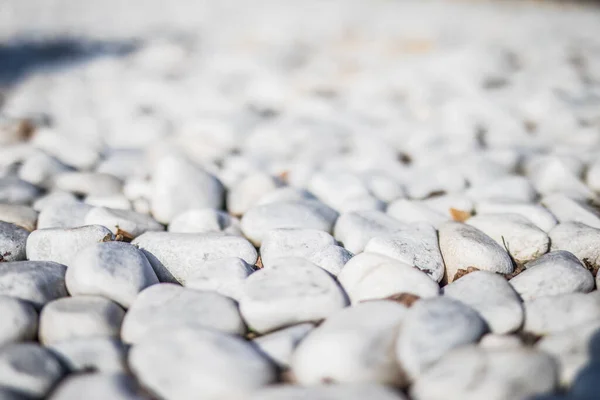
[48,337,127,373]
[167,208,241,235]
[438,222,514,283]
[443,271,523,334]
[523,292,600,335]
[129,327,276,400]
[26,225,114,266]
[364,222,445,282]
[0,295,38,346]
[131,232,257,283]
[0,261,67,308]
[39,296,125,344]
[253,323,314,369]
[239,259,348,333]
[241,200,339,246]
[48,373,145,400]
[184,257,254,301]
[396,297,488,380]
[337,253,440,304]
[0,221,29,261]
[0,204,38,231]
[66,241,159,308]
[549,222,600,270]
[292,301,408,386]
[410,346,558,400]
[84,207,164,238]
[509,251,594,301]
[121,283,245,344]
[0,343,66,399]
[333,210,405,254]
[475,200,558,232]
[245,383,409,400]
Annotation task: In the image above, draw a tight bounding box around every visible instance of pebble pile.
[1,0,600,399]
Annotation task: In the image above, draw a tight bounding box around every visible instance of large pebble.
[0,295,38,346]
[129,327,276,400]
[523,292,600,335]
[241,200,339,246]
[227,172,281,216]
[0,343,66,399]
[0,221,29,261]
[66,241,159,308]
[364,222,445,282]
[549,222,600,270]
[387,199,449,228]
[84,207,164,238]
[39,296,125,344]
[53,172,123,196]
[333,210,405,254]
[292,301,407,386]
[338,253,440,303]
[239,259,348,333]
[27,225,114,266]
[245,384,408,400]
[132,232,257,283]
[509,251,594,301]
[36,198,90,228]
[0,177,41,205]
[121,283,245,343]
[49,373,145,400]
[466,213,549,262]
[410,346,558,400]
[168,208,241,235]
[0,261,67,308]
[542,193,600,229]
[475,200,558,232]
[150,155,225,223]
[443,271,523,334]
[31,129,100,170]
[465,176,537,203]
[396,297,488,380]
[0,204,38,231]
[184,257,254,301]
[438,222,514,283]
[48,337,127,373]
[253,323,314,368]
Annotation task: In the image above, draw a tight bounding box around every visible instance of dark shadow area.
[0,37,140,89]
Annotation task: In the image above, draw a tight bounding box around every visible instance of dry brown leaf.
[450,208,471,222]
[115,227,134,243]
[384,292,421,307]
[255,256,263,269]
[453,267,480,281]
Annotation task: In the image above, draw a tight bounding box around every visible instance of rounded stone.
[48,373,144,400]
[0,221,29,262]
[184,257,255,301]
[0,261,68,309]
[0,295,38,346]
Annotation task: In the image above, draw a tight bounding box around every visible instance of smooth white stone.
[95,150,147,180]
[526,155,594,200]
[523,292,600,335]
[337,253,440,303]
[84,195,132,211]
[541,193,600,229]
[31,128,100,170]
[307,244,353,276]
[26,225,114,266]
[333,210,405,254]
[32,191,78,213]
[36,201,94,229]
[253,323,314,368]
[241,200,339,246]
[443,271,523,334]
[185,257,254,301]
[227,172,281,216]
[0,204,38,231]
[308,170,373,211]
[365,172,405,203]
[396,297,488,380]
[549,222,600,269]
[245,383,409,400]
[509,251,594,301]
[423,194,474,217]
[129,327,276,400]
[405,167,467,200]
[479,334,523,350]
[39,296,125,345]
[121,283,245,344]
[364,223,445,282]
[438,222,514,283]
[0,261,67,308]
[18,152,71,188]
[167,208,241,235]
[53,172,123,196]
[0,177,42,205]
[132,232,257,283]
[475,200,558,232]
[84,207,164,238]
[0,295,38,346]
[465,176,537,203]
[48,337,127,373]
[386,199,449,228]
[48,373,144,400]
[239,259,348,333]
[256,186,317,206]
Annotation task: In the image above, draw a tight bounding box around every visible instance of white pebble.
[168,208,241,235]
[253,323,314,369]
[84,207,164,238]
[0,261,67,308]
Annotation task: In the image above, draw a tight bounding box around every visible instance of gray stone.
[0,295,38,346]
[84,207,164,238]
[0,177,41,205]
[0,261,67,308]
[184,257,254,301]
[0,204,38,231]
[48,373,145,400]
[167,208,241,235]
[48,337,127,373]
[0,221,29,261]
[253,323,314,368]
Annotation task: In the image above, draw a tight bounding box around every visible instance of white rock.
[292,301,407,386]
[466,213,549,262]
[0,221,29,261]
[364,223,445,282]
[0,344,66,399]
[132,232,257,283]
[0,177,42,205]
[253,323,314,368]
[245,383,409,400]
[32,191,79,213]
[333,210,405,254]
[386,199,449,228]
[306,244,353,276]
[549,222,600,269]
[337,253,440,303]
[84,207,164,238]
[36,201,94,229]
[526,155,593,200]
[31,129,100,170]
[167,208,241,235]
[438,222,514,283]
[523,292,600,335]
[66,241,159,308]
[479,334,523,350]
[396,297,488,380]
[405,167,467,199]
[84,195,131,211]
[241,200,338,246]
[423,194,474,217]
[0,296,38,346]
[475,200,558,232]
[150,155,225,223]
[336,195,386,213]
[239,259,348,333]
[121,283,245,344]
[410,346,558,400]
[48,337,127,373]
[256,186,317,206]
[96,150,147,180]
[443,271,523,334]
[227,172,281,216]
[48,373,144,400]
[53,172,123,196]
[184,257,254,301]
[542,193,600,229]
[465,176,537,203]
[365,172,405,203]
[0,204,38,231]
[0,261,68,308]
[27,225,114,266]
[129,327,276,400]
[509,251,594,301]
[39,296,125,345]
[19,152,72,189]
[308,170,373,212]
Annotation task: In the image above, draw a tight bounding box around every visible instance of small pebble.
[167,208,241,235]
[227,172,281,216]
[184,257,254,301]
[48,337,128,374]
[0,177,41,205]
[542,193,600,229]
[334,210,405,254]
[36,201,94,229]
[18,151,72,188]
[84,207,164,238]
[386,199,449,228]
[523,292,600,335]
[253,323,314,369]
[549,222,600,270]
